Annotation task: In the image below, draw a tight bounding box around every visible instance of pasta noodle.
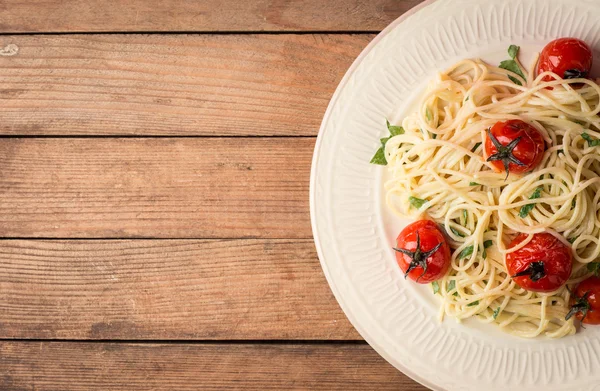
[383,54,600,338]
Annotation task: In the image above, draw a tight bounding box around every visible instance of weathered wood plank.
[0,34,372,136]
[0,239,359,340]
[0,138,313,238]
[0,342,427,390]
[0,0,423,33]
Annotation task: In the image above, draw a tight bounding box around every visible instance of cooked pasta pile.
[384,54,600,338]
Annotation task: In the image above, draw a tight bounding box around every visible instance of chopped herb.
[467,300,480,307]
[492,307,501,319]
[469,182,480,186]
[471,142,482,153]
[370,119,405,165]
[482,240,493,259]
[458,240,492,260]
[432,281,440,294]
[571,198,576,210]
[507,44,519,59]
[518,186,542,218]
[582,132,600,147]
[459,245,474,259]
[587,262,600,276]
[499,45,526,85]
[408,196,428,209]
[465,96,470,102]
[462,210,468,225]
[386,119,404,136]
[450,226,465,238]
[447,280,458,296]
[426,108,432,122]
[568,235,579,244]
[369,148,387,165]
[574,120,586,126]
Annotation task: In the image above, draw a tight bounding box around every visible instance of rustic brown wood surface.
[0,34,373,136]
[0,0,430,389]
[0,138,312,238]
[0,342,428,390]
[0,0,423,33]
[0,239,359,340]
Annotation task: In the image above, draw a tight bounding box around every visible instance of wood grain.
[0,138,313,238]
[0,239,359,340]
[0,341,427,391]
[0,342,427,390]
[0,34,372,136]
[0,0,424,33]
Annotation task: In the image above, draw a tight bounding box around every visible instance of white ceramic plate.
[310,0,600,390]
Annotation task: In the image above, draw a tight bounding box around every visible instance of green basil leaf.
[469,182,480,186]
[582,132,600,147]
[447,280,458,296]
[462,210,468,225]
[464,95,469,102]
[432,281,440,294]
[371,120,405,165]
[508,45,519,59]
[482,239,493,259]
[587,262,600,276]
[408,196,428,209]
[467,300,480,307]
[450,226,465,238]
[386,119,404,137]
[426,108,432,122]
[492,307,501,320]
[471,142,482,153]
[370,147,387,165]
[459,245,474,259]
[499,59,526,86]
[519,186,542,218]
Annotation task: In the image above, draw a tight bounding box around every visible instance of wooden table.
[0,1,429,389]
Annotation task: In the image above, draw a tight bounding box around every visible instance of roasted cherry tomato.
[485,119,545,178]
[394,220,451,284]
[537,38,593,82]
[506,232,572,293]
[566,276,600,325]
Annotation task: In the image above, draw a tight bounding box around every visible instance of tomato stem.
[563,68,587,79]
[566,291,591,325]
[486,127,526,180]
[511,261,546,282]
[393,232,442,282]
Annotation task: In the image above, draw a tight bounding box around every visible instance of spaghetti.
[383,49,600,338]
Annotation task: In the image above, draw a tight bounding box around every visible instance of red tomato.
[485,119,545,178]
[505,232,572,293]
[394,220,451,284]
[537,38,593,82]
[567,276,600,325]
